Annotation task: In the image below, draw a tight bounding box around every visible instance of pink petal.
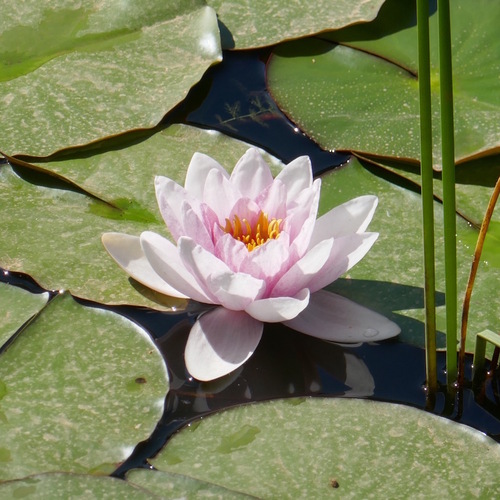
[185,307,263,381]
[245,288,310,322]
[181,203,215,252]
[214,232,250,273]
[254,179,287,220]
[271,238,333,297]
[178,237,265,310]
[230,148,274,199]
[306,232,379,293]
[241,232,291,288]
[184,152,229,199]
[309,195,378,249]
[101,233,188,298]
[284,290,400,343]
[203,169,241,222]
[154,176,194,241]
[140,231,213,303]
[275,155,313,200]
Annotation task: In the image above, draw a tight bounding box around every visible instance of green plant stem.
[438,0,457,389]
[458,177,500,386]
[417,0,437,393]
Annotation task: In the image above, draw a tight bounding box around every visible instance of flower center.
[223,211,282,251]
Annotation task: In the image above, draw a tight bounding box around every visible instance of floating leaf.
[317,158,499,352]
[0,2,221,156]
[209,0,385,49]
[148,398,500,498]
[0,291,168,482]
[0,473,155,499]
[128,469,253,498]
[0,125,282,308]
[0,282,48,348]
[267,0,500,168]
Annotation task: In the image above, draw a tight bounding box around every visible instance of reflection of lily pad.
[208,0,385,49]
[267,0,500,167]
[0,1,221,156]
[0,291,168,482]
[145,398,500,498]
[0,282,48,348]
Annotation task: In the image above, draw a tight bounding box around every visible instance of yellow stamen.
[223,211,282,251]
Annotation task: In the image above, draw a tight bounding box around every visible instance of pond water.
[2,47,499,479]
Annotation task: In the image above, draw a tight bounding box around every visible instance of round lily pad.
[147,397,500,498]
[0,291,168,482]
[0,472,155,499]
[0,1,222,156]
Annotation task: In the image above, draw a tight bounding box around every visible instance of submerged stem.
[417,0,437,393]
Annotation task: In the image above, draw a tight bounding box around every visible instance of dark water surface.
[2,48,500,476]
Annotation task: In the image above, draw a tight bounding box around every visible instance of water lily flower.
[102,149,400,381]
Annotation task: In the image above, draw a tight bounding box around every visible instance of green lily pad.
[0,282,48,348]
[0,473,156,499]
[0,291,168,482]
[0,1,221,157]
[128,469,253,498]
[0,125,282,309]
[318,157,499,352]
[208,0,385,49]
[267,0,500,168]
[148,398,500,498]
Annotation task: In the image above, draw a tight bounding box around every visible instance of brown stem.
[458,176,500,386]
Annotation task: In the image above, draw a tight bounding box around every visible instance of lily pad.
[267,0,500,168]
[0,473,155,499]
[0,282,48,348]
[0,1,222,157]
[128,469,253,498]
[0,125,282,308]
[0,291,168,482]
[148,398,500,498]
[208,0,385,49]
[318,157,499,352]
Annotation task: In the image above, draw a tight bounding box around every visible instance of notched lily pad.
[0,282,48,349]
[0,124,283,309]
[267,0,500,168]
[0,291,168,482]
[148,398,500,498]
[0,472,156,499]
[0,1,222,156]
[208,0,386,49]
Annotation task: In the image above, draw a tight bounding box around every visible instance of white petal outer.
[271,238,333,297]
[185,308,263,381]
[284,290,400,343]
[101,233,188,298]
[184,152,229,199]
[230,148,274,199]
[275,155,313,201]
[140,231,213,304]
[245,288,310,322]
[309,195,378,248]
[286,180,321,257]
[154,176,192,241]
[178,237,266,310]
[306,232,379,293]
